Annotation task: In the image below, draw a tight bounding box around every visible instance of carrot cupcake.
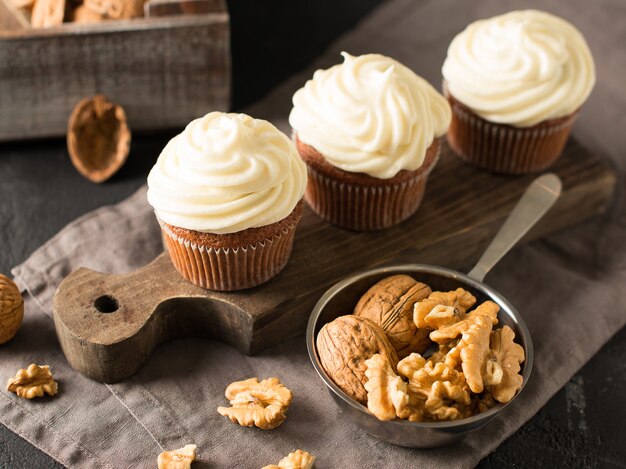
[442,10,595,174]
[289,52,451,231]
[147,112,307,291]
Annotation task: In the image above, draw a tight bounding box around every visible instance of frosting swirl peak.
[442,10,595,127]
[289,52,451,179]
[147,112,307,234]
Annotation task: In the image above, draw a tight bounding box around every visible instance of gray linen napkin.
[4,0,626,467]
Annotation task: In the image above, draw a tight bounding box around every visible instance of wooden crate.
[0,0,230,141]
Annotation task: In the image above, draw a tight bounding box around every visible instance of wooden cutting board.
[53,138,616,383]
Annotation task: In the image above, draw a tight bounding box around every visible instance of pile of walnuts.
[317,275,525,422]
[12,0,146,28]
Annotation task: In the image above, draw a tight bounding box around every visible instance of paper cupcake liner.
[446,94,578,174]
[159,219,299,291]
[304,149,439,231]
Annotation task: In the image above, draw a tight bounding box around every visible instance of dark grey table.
[1,1,625,467]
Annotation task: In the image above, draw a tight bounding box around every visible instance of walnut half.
[364,354,411,421]
[397,354,470,421]
[6,364,58,399]
[157,444,196,469]
[488,326,525,403]
[262,449,316,469]
[217,377,292,430]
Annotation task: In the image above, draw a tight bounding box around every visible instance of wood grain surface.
[53,139,617,383]
[0,0,230,141]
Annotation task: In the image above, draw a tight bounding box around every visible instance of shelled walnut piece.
[12,0,147,27]
[413,287,477,329]
[487,326,525,402]
[157,444,196,469]
[262,449,316,469]
[0,274,24,344]
[429,301,500,394]
[217,377,292,430]
[364,354,412,421]
[397,353,471,421]
[7,364,58,399]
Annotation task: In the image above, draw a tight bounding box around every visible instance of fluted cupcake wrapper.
[159,220,299,291]
[446,96,578,175]
[303,150,439,231]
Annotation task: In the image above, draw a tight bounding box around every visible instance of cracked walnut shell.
[317,315,398,404]
[7,364,58,399]
[157,444,196,469]
[488,326,525,403]
[217,377,292,430]
[262,449,316,469]
[67,95,131,183]
[354,275,432,358]
[0,274,24,345]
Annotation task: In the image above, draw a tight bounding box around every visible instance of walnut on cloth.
[413,288,476,329]
[262,449,316,469]
[354,275,432,358]
[397,353,470,421]
[6,364,58,399]
[217,377,292,430]
[487,326,525,403]
[316,315,398,404]
[157,444,196,469]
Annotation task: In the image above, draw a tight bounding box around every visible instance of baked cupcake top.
[147,112,307,234]
[442,10,595,127]
[289,52,451,179]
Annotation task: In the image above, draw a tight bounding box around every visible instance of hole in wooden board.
[94,295,119,313]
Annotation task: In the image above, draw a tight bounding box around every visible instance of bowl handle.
[467,173,562,282]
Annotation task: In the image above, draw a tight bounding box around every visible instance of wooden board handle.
[53,252,253,383]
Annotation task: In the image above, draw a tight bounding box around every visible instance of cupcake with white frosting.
[289,52,451,231]
[442,10,595,174]
[147,112,307,291]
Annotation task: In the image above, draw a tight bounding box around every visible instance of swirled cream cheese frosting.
[442,10,595,127]
[289,52,451,179]
[147,112,307,234]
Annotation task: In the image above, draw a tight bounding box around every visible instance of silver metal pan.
[306,173,561,448]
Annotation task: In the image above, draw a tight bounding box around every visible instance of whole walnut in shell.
[354,275,431,358]
[0,274,24,345]
[317,315,398,404]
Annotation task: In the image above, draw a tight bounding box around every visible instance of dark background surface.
[1,0,625,467]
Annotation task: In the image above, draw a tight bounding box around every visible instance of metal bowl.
[306,264,534,448]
